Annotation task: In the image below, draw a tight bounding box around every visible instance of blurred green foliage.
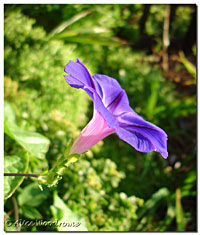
[4,4,196,232]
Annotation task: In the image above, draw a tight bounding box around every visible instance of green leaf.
[4,101,50,159]
[4,100,16,123]
[4,155,29,200]
[180,169,196,198]
[179,51,196,81]
[50,192,88,231]
[49,10,91,36]
[146,71,160,119]
[176,188,185,231]
[53,34,126,47]
[49,7,127,47]
[6,124,50,159]
[53,27,110,37]
[19,206,42,220]
[18,182,49,207]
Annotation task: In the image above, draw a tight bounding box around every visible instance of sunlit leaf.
[4,155,29,200]
[4,100,16,123]
[49,10,91,36]
[50,192,88,231]
[176,188,185,231]
[179,51,196,81]
[6,125,50,159]
[4,101,50,159]
[18,182,49,207]
[52,34,127,47]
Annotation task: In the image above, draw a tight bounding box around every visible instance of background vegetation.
[4,4,196,231]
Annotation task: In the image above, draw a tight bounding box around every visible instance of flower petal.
[92,74,122,107]
[93,74,143,118]
[69,108,115,155]
[116,112,168,158]
[64,58,94,89]
[116,126,156,152]
[64,60,118,128]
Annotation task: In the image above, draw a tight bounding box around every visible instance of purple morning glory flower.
[64,59,168,159]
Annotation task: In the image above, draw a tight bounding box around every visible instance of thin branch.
[4,173,38,178]
[12,196,20,231]
[162,5,171,72]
